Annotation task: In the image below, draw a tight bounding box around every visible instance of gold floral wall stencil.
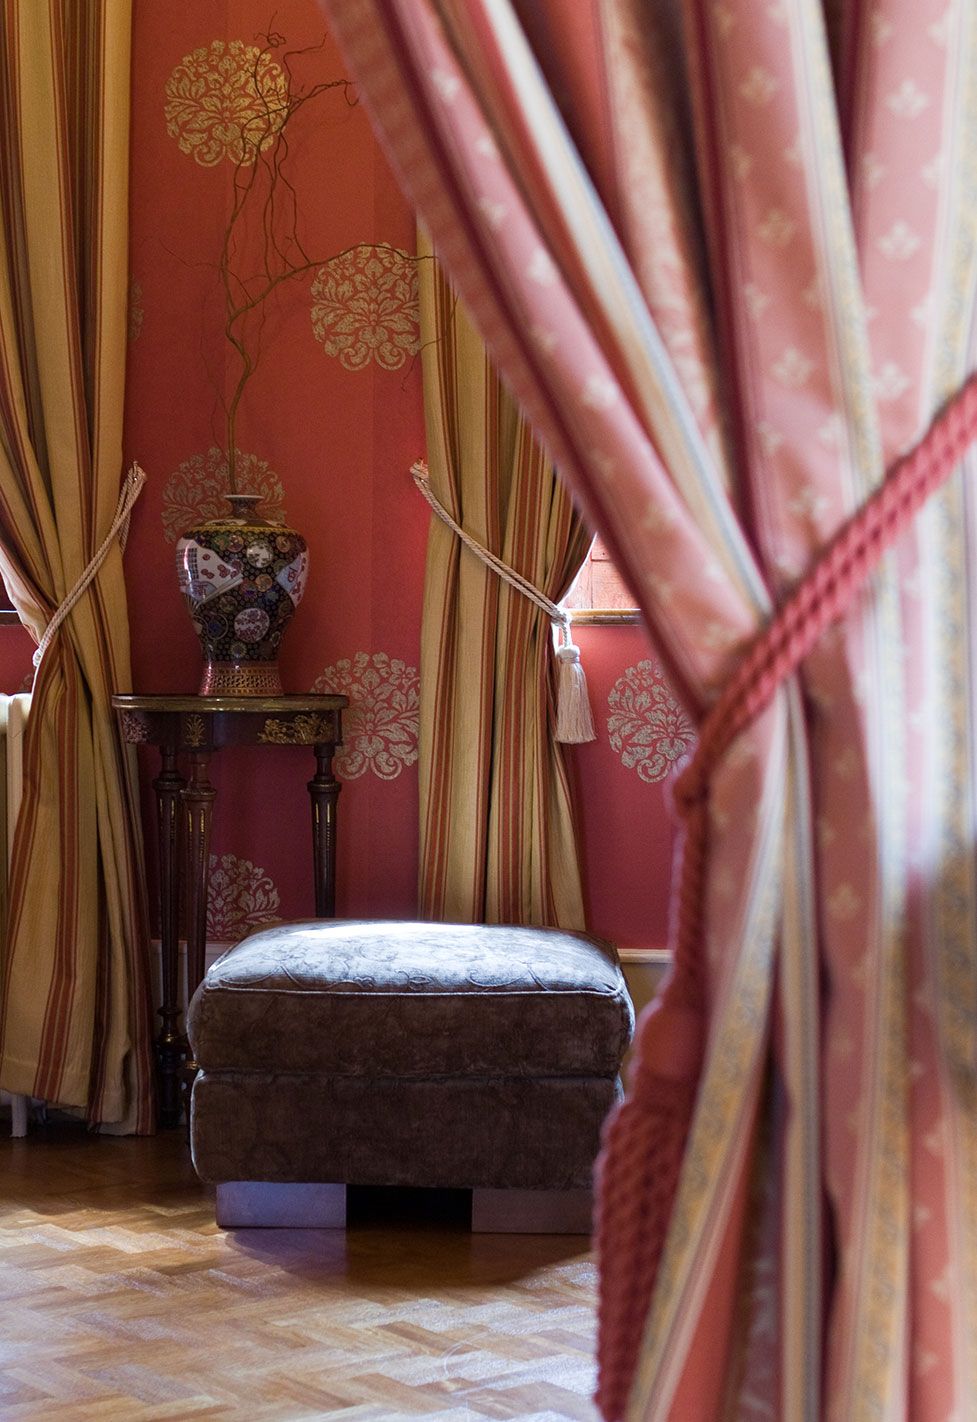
[607,660,696,783]
[206,852,280,941]
[312,651,419,780]
[161,448,286,543]
[128,279,143,342]
[164,40,288,167]
[310,244,420,371]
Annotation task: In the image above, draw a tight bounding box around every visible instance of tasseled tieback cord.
[31,463,147,671]
[411,460,595,742]
[594,372,977,1422]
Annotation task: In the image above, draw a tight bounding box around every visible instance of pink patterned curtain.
[321,2,977,1418]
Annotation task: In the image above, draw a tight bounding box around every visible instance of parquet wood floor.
[0,1122,599,1420]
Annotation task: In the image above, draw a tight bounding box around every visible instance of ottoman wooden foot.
[471,1187,593,1235]
[216,1181,347,1229]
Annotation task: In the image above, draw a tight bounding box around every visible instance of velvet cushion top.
[187,920,634,1079]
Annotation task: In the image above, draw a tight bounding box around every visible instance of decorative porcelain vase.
[176,493,308,696]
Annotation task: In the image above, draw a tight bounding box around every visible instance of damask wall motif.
[41,0,671,955]
[164,40,288,167]
[160,449,286,543]
[128,279,144,343]
[312,652,419,780]
[310,244,421,371]
[206,852,280,942]
[607,659,696,783]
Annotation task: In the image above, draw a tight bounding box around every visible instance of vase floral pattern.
[176,493,308,696]
[312,651,419,780]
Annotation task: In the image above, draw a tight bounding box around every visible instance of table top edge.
[112,694,348,713]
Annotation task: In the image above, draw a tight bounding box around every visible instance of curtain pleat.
[324,0,977,1417]
[0,0,153,1130]
[417,242,591,927]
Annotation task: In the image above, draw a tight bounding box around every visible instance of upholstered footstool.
[187,920,634,1233]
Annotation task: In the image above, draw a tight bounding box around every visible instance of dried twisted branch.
[219,28,359,491]
[203,26,440,488]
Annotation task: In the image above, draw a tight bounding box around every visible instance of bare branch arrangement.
[219,29,356,492]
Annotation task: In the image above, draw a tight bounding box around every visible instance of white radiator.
[0,692,31,1137]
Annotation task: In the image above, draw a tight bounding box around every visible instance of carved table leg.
[153,746,185,1128]
[309,743,340,917]
[182,748,216,1100]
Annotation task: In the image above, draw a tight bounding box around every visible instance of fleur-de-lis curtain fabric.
[323,0,977,1417]
[417,240,592,926]
[0,1,154,1130]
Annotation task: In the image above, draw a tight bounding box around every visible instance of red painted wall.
[0,0,680,952]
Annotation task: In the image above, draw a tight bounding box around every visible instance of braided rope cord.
[595,370,977,1421]
[411,460,576,646]
[32,463,147,671]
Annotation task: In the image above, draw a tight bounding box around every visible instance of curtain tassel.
[555,636,596,743]
[413,461,597,746]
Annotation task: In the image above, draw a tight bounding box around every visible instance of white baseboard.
[617,946,669,968]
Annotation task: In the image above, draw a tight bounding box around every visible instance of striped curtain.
[324,1,977,1418]
[0,1,154,1130]
[418,242,592,926]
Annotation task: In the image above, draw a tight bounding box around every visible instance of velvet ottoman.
[187,920,634,1232]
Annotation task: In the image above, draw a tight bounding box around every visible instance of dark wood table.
[113,693,347,1127]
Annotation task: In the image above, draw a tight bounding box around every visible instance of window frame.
[563,534,641,626]
[569,607,641,626]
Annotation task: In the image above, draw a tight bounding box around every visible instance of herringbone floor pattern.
[0,1122,599,1420]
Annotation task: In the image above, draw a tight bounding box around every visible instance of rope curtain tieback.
[594,369,977,1422]
[411,460,596,743]
[32,463,147,671]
